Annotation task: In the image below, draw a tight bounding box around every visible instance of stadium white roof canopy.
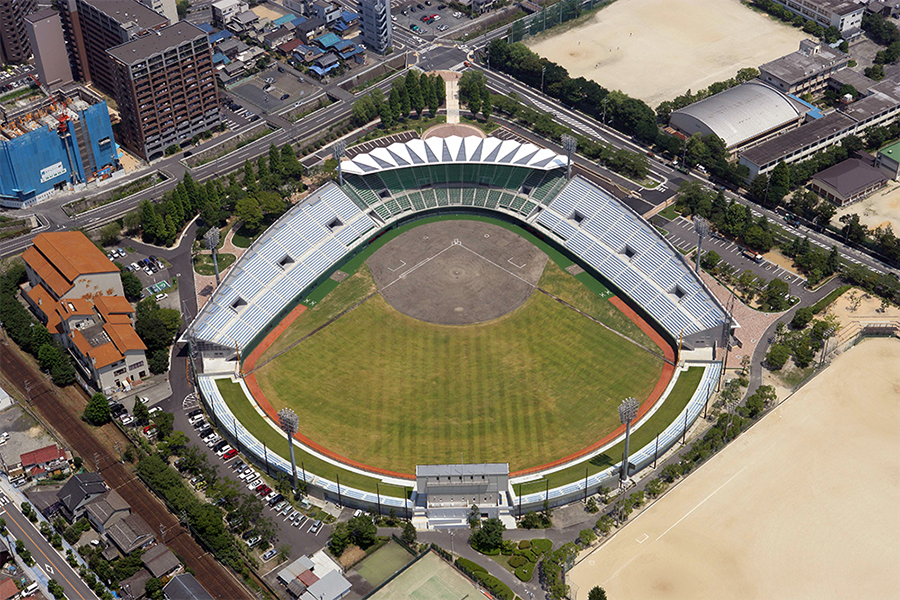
[340,135,569,175]
[669,80,803,149]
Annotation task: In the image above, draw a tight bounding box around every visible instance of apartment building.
[0,0,36,63]
[108,22,220,160]
[357,0,390,54]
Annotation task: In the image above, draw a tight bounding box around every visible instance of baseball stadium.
[189,132,731,525]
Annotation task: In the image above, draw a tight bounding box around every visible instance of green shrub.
[500,540,516,555]
[517,539,531,550]
[455,557,486,576]
[531,538,553,554]
[515,561,536,582]
[508,555,527,568]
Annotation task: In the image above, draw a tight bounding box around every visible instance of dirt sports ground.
[568,337,900,600]
[527,0,808,107]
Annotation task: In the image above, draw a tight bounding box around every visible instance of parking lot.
[107,245,177,308]
[230,66,321,113]
[394,1,463,39]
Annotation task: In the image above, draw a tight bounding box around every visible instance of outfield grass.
[254,285,664,473]
[517,366,705,495]
[216,378,410,496]
[538,261,656,349]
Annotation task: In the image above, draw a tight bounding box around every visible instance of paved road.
[0,493,97,600]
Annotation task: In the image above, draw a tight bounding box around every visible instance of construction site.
[0,85,120,209]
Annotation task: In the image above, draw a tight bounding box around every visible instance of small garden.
[193,252,236,276]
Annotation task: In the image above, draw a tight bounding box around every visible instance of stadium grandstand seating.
[189,136,728,357]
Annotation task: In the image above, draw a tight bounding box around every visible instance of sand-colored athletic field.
[835,181,900,233]
[527,0,809,108]
[568,337,900,600]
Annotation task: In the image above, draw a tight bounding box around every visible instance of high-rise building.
[25,9,74,91]
[357,0,390,54]
[0,85,119,208]
[0,0,36,63]
[138,0,177,25]
[56,0,168,96]
[108,22,219,161]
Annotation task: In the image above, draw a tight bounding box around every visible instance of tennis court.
[355,540,415,587]
[367,552,481,600]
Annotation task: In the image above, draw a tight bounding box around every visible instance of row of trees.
[676,182,777,253]
[458,70,492,120]
[765,314,838,370]
[701,251,793,310]
[137,142,304,246]
[751,0,843,44]
[0,263,77,386]
[351,71,446,128]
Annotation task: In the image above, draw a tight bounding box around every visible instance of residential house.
[84,490,131,534]
[333,39,362,61]
[217,61,247,85]
[208,29,233,45]
[278,38,305,56]
[295,17,326,43]
[106,513,155,554]
[121,569,152,599]
[164,573,215,600]
[0,539,11,568]
[263,26,294,49]
[212,0,248,28]
[301,570,351,600]
[0,577,18,600]
[229,10,259,33]
[293,44,325,63]
[311,0,341,23]
[217,38,248,59]
[57,472,107,521]
[142,544,181,579]
[331,11,359,38]
[309,53,339,78]
[19,445,68,481]
[313,31,341,50]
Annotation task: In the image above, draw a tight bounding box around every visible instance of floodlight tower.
[278,408,299,491]
[561,134,577,181]
[618,397,639,483]
[204,228,221,286]
[693,216,710,274]
[333,140,347,186]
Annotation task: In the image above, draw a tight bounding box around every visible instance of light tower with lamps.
[618,397,639,483]
[693,216,710,274]
[561,134,577,181]
[333,140,347,186]
[278,408,300,491]
[204,228,221,286]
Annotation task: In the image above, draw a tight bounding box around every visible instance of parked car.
[310,520,322,533]
[239,469,256,481]
[231,460,245,471]
[206,435,223,447]
[268,493,284,507]
[279,503,292,516]
[188,414,204,425]
[261,548,277,561]
[212,440,228,452]
[264,491,278,503]
[272,501,287,512]
[120,415,134,426]
[258,486,272,497]
[293,516,305,527]
[255,483,267,494]
[246,536,261,548]
[246,477,261,490]
[216,445,233,457]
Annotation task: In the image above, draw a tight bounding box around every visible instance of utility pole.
[618,397,639,484]
[333,140,346,186]
[694,216,710,273]
[561,134,577,181]
[204,228,221,286]
[278,408,299,492]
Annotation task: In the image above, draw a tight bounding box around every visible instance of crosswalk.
[232,106,253,119]
[222,118,239,131]
[0,494,10,507]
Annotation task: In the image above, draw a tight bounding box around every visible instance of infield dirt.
[526,0,808,107]
[567,337,900,600]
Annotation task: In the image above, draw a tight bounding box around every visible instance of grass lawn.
[354,540,415,586]
[193,253,235,276]
[254,277,664,473]
[658,204,682,221]
[216,378,409,496]
[231,224,256,248]
[517,366,705,495]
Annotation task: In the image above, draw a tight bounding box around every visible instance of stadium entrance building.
[0,85,119,208]
[414,464,512,529]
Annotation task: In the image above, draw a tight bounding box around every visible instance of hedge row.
[455,557,514,600]
[811,284,851,314]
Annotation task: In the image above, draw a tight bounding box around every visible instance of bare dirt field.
[527,0,808,108]
[835,181,900,233]
[367,220,548,325]
[568,337,900,600]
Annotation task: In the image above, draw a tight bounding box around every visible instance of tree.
[459,70,488,117]
[235,197,263,232]
[99,222,121,246]
[123,211,142,234]
[588,586,608,600]
[133,398,150,424]
[791,307,814,329]
[578,528,596,546]
[760,278,791,311]
[701,250,721,271]
[120,269,143,302]
[767,161,791,207]
[840,213,868,244]
[278,543,292,562]
[83,393,111,425]
[347,515,377,549]
[153,411,175,440]
[766,343,790,370]
[145,577,164,600]
[401,521,417,547]
[470,517,504,552]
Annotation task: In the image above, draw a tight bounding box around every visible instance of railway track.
[0,346,252,600]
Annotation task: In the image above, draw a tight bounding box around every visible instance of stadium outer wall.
[195,210,718,513]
